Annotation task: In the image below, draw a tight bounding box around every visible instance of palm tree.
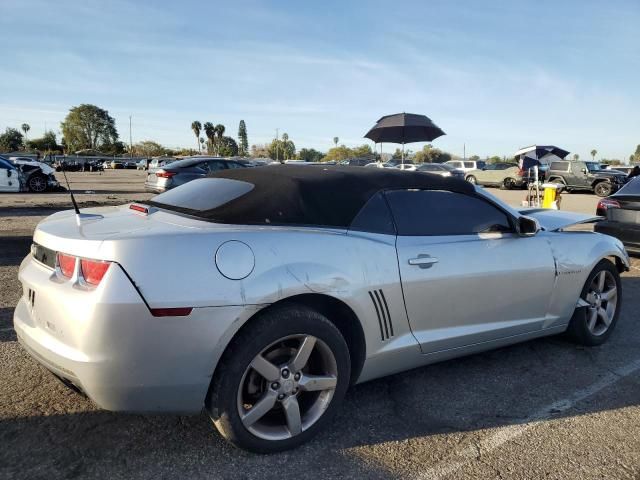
[215,124,225,156]
[203,122,215,154]
[590,149,597,161]
[333,137,339,148]
[191,121,202,153]
[21,123,30,147]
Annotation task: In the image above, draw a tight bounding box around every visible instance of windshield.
[585,162,602,172]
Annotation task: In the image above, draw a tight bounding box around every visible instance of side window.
[207,161,226,171]
[550,161,569,172]
[385,190,513,236]
[226,162,244,169]
[349,192,396,235]
[195,162,209,172]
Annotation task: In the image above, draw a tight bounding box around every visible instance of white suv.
[445,160,486,173]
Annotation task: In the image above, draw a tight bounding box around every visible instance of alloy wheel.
[237,334,338,441]
[29,176,47,192]
[583,270,617,336]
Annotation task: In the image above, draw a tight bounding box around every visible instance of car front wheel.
[28,174,47,192]
[466,175,477,185]
[566,259,621,346]
[594,181,613,197]
[207,305,351,453]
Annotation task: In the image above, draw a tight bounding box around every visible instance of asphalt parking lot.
[1,170,639,479]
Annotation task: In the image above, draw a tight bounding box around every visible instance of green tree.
[191,121,202,153]
[60,104,118,152]
[268,134,295,161]
[203,122,215,154]
[0,128,24,152]
[469,154,480,162]
[102,141,127,155]
[218,136,238,157]
[214,124,225,155]
[297,148,324,162]
[323,145,353,162]
[487,155,502,164]
[133,140,166,157]
[21,123,30,143]
[590,149,597,161]
[333,137,339,148]
[238,120,248,156]
[351,144,374,158]
[632,145,640,163]
[414,144,451,163]
[27,130,60,152]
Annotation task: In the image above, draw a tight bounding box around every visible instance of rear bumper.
[14,255,248,413]
[594,221,640,253]
[144,182,169,193]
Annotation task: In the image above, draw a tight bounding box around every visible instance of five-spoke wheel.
[567,259,621,345]
[207,305,350,453]
[238,334,338,440]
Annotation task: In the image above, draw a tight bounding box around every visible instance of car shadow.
[2,278,639,479]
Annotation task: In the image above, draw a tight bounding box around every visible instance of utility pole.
[463,143,466,161]
[129,115,133,158]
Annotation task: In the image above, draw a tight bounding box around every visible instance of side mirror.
[7,169,12,178]
[518,216,540,237]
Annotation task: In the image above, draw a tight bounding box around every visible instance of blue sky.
[1,0,638,159]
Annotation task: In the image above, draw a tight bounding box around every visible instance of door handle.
[408,255,439,268]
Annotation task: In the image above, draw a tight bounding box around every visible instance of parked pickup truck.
[546,160,627,197]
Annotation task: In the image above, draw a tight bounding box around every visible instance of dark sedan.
[595,177,640,254]
[144,157,246,193]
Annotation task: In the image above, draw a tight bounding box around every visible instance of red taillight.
[597,199,620,212]
[155,170,176,178]
[80,259,111,286]
[129,204,149,214]
[149,307,193,317]
[56,252,76,278]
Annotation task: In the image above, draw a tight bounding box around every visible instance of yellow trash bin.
[541,183,559,209]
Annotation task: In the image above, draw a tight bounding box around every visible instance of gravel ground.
[1,171,638,480]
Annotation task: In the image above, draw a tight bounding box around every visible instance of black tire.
[566,259,621,346]
[466,175,477,185]
[206,305,351,453]
[502,177,516,190]
[27,174,47,193]
[594,181,613,198]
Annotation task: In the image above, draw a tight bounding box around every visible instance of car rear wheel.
[502,177,516,190]
[28,174,47,192]
[207,305,350,453]
[466,175,477,185]
[566,259,621,346]
[594,181,613,197]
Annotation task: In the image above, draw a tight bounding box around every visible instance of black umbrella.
[364,112,445,162]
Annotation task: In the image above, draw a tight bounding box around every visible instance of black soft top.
[150,164,475,227]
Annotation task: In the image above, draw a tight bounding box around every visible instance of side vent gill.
[368,289,394,341]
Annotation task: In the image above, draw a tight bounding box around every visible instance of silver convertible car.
[14,166,629,452]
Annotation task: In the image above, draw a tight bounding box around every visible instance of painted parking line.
[417,358,640,480]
